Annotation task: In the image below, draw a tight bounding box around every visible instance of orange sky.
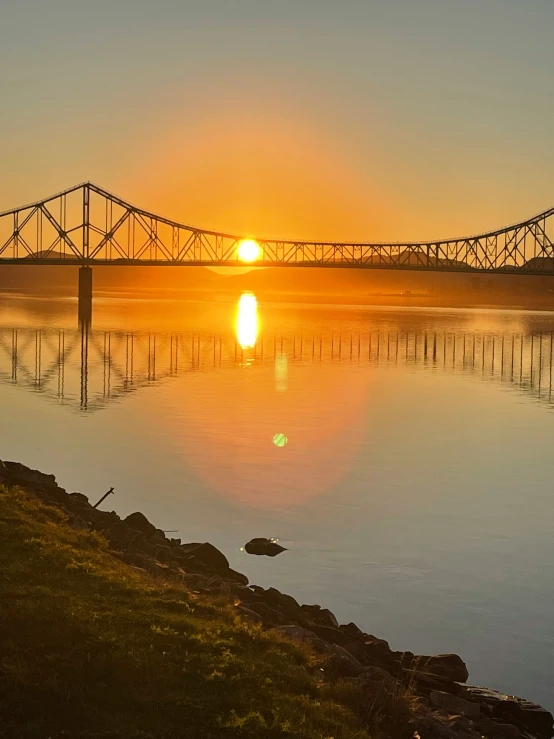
[1,2,553,245]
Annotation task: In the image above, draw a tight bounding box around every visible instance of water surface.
[1,291,553,708]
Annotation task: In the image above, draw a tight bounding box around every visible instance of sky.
[1,0,553,243]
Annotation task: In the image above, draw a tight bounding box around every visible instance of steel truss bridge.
[1,325,553,413]
[0,182,554,274]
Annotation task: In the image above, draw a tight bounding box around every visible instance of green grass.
[0,484,419,738]
[0,485,372,738]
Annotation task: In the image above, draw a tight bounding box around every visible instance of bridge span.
[1,183,554,319]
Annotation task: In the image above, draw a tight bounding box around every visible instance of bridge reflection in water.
[0,323,553,412]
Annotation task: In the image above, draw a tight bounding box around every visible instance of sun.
[237,239,261,263]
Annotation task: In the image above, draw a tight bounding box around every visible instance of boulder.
[275,625,317,641]
[478,717,521,739]
[180,542,202,552]
[101,522,133,549]
[301,604,339,628]
[244,538,287,557]
[358,638,395,668]
[153,545,172,564]
[69,492,90,505]
[0,461,58,490]
[180,542,230,576]
[491,699,553,739]
[308,623,354,648]
[361,666,398,692]
[341,622,366,640]
[227,568,249,586]
[321,644,364,677]
[418,654,470,683]
[245,602,286,626]
[254,587,302,620]
[124,512,158,538]
[274,625,347,661]
[406,669,464,697]
[430,691,480,720]
[343,640,370,663]
[67,514,89,531]
[463,687,553,739]
[235,606,263,624]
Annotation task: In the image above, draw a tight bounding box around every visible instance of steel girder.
[0,182,553,273]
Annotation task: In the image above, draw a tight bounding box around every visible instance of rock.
[341,622,366,640]
[307,623,353,648]
[124,512,158,538]
[0,461,58,490]
[412,708,483,739]
[321,644,364,677]
[418,654,469,683]
[92,511,122,533]
[235,606,263,624]
[361,666,398,692]
[180,542,230,576]
[154,545,172,564]
[69,492,90,505]
[406,669,464,697]
[244,538,287,557]
[254,587,302,620]
[274,625,320,643]
[343,640,370,663]
[430,691,480,720]
[366,636,393,656]
[245,602,286,626]
[478,717,521,739]
[180,542,202,552]
[227,568,249,586]
[491,700,553,739]
[230,585,260,603]
[67,514,89,531]
[274,625,346,660]
[464,687,553,739]
[301,604,339,628]
[100,522,132,549]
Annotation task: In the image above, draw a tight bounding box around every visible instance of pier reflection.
[0,322,553,413]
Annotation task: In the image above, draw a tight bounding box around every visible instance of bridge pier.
[78,266,93,325]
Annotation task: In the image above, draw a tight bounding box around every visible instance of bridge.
[1,324,552,413]
[1,183,553,319]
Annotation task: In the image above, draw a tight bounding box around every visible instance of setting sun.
[237,239,261,262]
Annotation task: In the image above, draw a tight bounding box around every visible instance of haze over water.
[1,291,554,710]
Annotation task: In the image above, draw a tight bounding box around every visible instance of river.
[1,290,553,709]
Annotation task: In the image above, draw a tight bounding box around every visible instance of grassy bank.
[0,483,417,739]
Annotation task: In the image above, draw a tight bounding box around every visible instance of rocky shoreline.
[1,459,552,739]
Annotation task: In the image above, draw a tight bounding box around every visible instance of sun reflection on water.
[236,292,258,350]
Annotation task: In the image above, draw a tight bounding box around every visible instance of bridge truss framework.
[0,182,553,273]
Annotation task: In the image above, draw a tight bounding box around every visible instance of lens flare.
[273,433,288,448]
[237,239,261,262]
[275,355,288,392]
[236,292,258,349]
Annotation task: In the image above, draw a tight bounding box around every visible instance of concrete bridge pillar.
[78,266,93,325]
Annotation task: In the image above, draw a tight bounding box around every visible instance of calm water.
[1,291,554,709]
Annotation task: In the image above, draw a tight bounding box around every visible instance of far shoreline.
[3,284,554,314]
